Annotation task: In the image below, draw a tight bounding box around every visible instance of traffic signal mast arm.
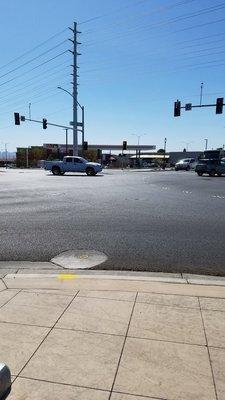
[14,114,83,132]
[174,97,224,117]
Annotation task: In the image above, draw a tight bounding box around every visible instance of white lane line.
[182,190,192,194]
[212,195,225,199]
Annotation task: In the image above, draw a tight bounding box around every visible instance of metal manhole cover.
[51,250,108,270]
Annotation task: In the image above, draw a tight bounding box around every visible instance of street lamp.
[131,134,146,167]
[57,86,85,154]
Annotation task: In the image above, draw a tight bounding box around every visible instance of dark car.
[195,158,225,177]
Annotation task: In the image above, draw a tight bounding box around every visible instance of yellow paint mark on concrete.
[57,274,77,281]
[78,255,89,260]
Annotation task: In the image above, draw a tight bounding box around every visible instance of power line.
[0,51,69,88]
[0,40,68,80]
[0,61,70,96]
[82,3,225,47]
[0,28,68,71]
[78,0,151,25]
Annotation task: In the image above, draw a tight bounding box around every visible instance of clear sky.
[1,0,225,152]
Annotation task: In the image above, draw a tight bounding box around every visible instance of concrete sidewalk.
[0,271,225,400]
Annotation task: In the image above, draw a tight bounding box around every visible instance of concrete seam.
[108,292,138,399]
[0,289,23,310]
[198,297,218,400]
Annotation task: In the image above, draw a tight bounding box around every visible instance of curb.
[1,270,225,287]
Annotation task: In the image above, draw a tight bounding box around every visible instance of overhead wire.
[0,28,68,71]
[0,50,69,88]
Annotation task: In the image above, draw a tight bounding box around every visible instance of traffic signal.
[97,148,101,159]
[42,118,47,129]
[83,141,88,151]
[123,140,127,150]
[14,112,20,125]
[174,100,181,117]
[216,98,224,114]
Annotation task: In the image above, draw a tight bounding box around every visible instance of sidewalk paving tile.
[20,329,124,391]
[9,377,109,400]
[209,347,225,400]
[0,289,19,307]
[111,394,150,399]
[202,310,225,347]
[114,337,216,400]
[0,322,49,375]
[128,303,206,345]
[56,296,133,335]
[0,279,5,291]
[137,292,199,308]
[78,290,136,302]
[0,291,75,327]
[200,297,225,312]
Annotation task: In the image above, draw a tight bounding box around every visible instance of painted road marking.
[57,274,77,281]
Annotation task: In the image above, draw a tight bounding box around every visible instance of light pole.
[57,86,84,154]
[163,137,167,169]
[64,128,68,155]
[131,134,146,167]
[5,143,8,169]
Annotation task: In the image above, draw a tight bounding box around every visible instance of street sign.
[185,103,192,111]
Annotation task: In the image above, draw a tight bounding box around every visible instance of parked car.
[195,158,225,177]
[44,156,102,176]
[175,158,196,171]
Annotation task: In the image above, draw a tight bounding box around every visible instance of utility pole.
[26,148,29,168]
[5,143,8,169]
[163,137,167,169]
[69,22,81,156]
[204,138,208,151]
[64,128,68,155]
[29,103,31,119]
[200,83,204,106]
[82,106,85,152]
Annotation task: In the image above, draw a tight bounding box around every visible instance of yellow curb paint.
[57,274,77,281]
[78,255,89,260]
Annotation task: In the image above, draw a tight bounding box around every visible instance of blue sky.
[1,0,225,152]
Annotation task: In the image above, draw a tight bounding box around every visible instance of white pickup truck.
[44,156,102,176]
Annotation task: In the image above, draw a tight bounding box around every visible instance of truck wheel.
[52,166,61,175]
[86,167,96,176]
[197,172,203,176]
[209,170,216,177]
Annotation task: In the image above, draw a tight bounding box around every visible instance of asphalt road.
[1,168,225,275]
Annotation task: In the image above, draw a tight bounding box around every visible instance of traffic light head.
[216,98,224,114]
[174,100,181,117]
[83,141,88,151]
[123,140,127,150]
[14,112,20,125]
[42,118,47,129]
